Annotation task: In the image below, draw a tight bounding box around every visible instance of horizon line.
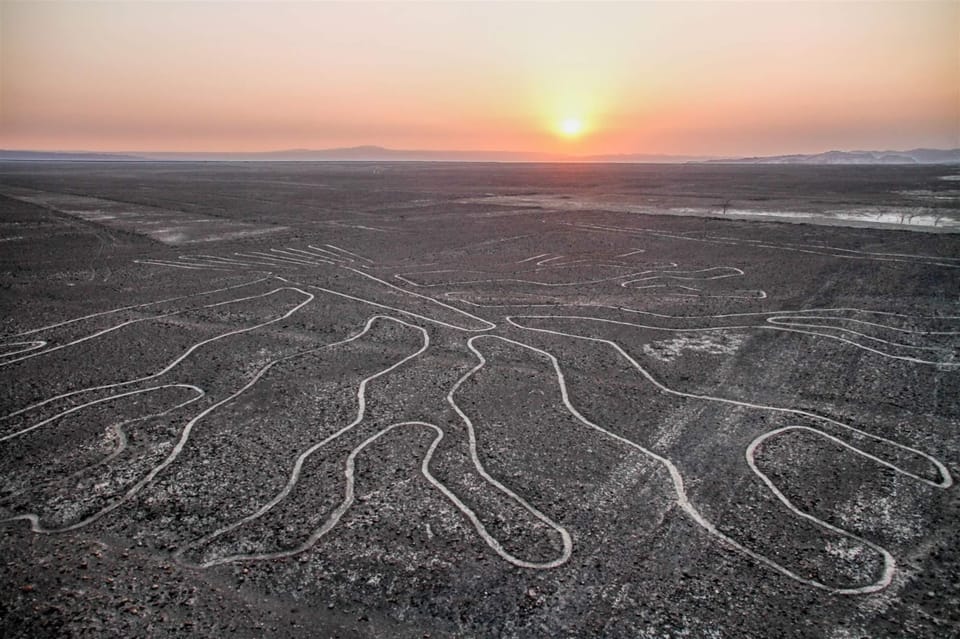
[2,145,959,161]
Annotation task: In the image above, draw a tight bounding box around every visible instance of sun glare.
[559,117,584,138]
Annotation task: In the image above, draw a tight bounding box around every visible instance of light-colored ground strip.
[497,321,951,593]
[642,333,747,362]
[0,186,289,245]
[461,194,960,232]
[566,222,960,269]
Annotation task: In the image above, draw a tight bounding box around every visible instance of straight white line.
[326,244,374,263]
[518,253,550,263]
[6,277,273,338]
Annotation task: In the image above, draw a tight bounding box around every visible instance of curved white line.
[1,383,205,531]
[0,340,47,358]
[475,330,940,594]
[515,313,959,368]
[505,315,952,490]
[6,277,272,338]
[276,271,496,332]
[1,288,315,426]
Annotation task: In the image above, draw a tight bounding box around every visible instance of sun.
[559,117,584,138]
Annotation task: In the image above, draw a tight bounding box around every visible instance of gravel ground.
[1,162,958,638]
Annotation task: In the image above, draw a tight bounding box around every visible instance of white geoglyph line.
[619,306,960,323]
[267,249,333,266]
[620,267,745,287]
[275,268,497,332]
[0,383,204,445]
[182,422,571,569]
[325,221,393,233]
[6,277,272,339]
[325,244,374,263]
[530,313,958,367]
[0,288,315,426]
[7,361,287,533]
[446,294,960,325]
[174,315,431,565]
[257,251,325,267]
[536,255,565,266]
[1,279,280,368]
[615,249,646,258]
[0,293,399,532]
[566,222,960,269]
[0,383,205,532]
[631,285,768,300]
[306,245,353,262]
[177,316,569,569]
[506,316,952,489]
[229,253,301,268]
[707,235,960,263]
[133,253,496,332]
[443,297,956,365]
[1,311,182,369]
[174,257,247,269]
[395,268,664,289]
[135,260,232,271]
[186,255,254,266]
[0,284,313,369]
[237,252,315,268]
[0,341,47,358]
[548,259,633,268]
[767,315,960,336]
[487,327,950,594]
[518,253,550,263]
[281,247,343,264]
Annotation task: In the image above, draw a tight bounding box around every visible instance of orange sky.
[1,1,958,156]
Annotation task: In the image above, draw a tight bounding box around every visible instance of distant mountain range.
[1,146,958,164]
[706,148,960,165]
[0,150,143,161]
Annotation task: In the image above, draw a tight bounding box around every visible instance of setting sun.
[559,117,584,138]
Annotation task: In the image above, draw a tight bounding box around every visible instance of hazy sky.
[1,1,958,156]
